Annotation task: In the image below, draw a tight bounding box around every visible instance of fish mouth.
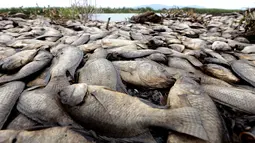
[239,132,255,143]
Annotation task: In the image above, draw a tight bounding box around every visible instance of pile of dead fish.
[0,13,255,143]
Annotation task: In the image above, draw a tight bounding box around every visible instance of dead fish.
[27,66,51,87]
[145,53,167,63]
[0,49,38,72]
[90,31,110,42]
[45,47,83,93]
[59,83,209,141]
[6,114,38,130]
[203,57,229,66]
[71,33,90,46]
[168,44,185,52]
[0,81,25,129]
[0,47,16,60]
[202,85,255,114]
[181,37,207,50]
[167,77,222,143]
[101,39,142,48]
[36,27,62,40]
[202,48,229,64]
[113,60,175,88]
[78,41,102,53]
[168,57,200,74]
[241,45,255,54]
[0,50,52,85]
[7,39,56,50]
[78,48,127,93]
[17,87,80,127]
[234,53,255,61]
[0,127,92,143]
[220,53,237,63]
[204,64,239,83]
[110,49,160,59]
[231,60,255,87]
[211,41,231,51]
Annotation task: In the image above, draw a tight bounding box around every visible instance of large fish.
[0,47,16,60]
[231,60,255,87]
[0,81,25,129]
[0,127,93,143]
[0,49,38,72]
[202,85,255,114]
[58,83,209,141]
[17,87,81,128]
[204,64,239,83]
[113,60,175,88]
[0,50,52,85]
[45,46,83,93]
[167,77,222,143]
[78,48,127,93]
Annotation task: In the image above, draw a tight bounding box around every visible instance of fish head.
[88,48,108,60]
[59,83,88,106]
[34,50,53,62]
[176,76,202,95]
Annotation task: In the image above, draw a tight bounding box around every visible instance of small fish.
[0,127,93,143]
[59,83,209,141]
[0,50,52,85]
[0,81,25,129]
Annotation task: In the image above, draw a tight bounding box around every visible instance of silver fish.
[0,49,38,72]
[0,50,52,85]
[113,60,175,88]
[59,83,209,141]
[6,114,38,130]
[0,81,25,129]
[17,87,81,127]
[202,85,255,114]
[79,48,127,93]
[167,77,222,143]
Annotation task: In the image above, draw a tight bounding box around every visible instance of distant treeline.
[0,7,242,15]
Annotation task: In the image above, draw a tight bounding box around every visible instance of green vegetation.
[0,6,241,15]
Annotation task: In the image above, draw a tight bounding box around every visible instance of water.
[92,13,137,22]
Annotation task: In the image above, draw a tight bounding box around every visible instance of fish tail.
[149,107,209,141]
[45,75,70,93]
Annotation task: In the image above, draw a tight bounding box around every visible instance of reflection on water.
[92,13,137,22]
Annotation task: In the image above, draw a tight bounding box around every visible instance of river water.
[92,13,137,21]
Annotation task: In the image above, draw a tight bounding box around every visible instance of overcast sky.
[1,0,255,9]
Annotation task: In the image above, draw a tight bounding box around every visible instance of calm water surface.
[92,13,137,21]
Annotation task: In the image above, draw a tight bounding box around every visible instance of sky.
[1,0,255,9]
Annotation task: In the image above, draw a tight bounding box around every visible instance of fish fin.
[26,86,44,91]
[177,94,193,107]
[45,75,70,93]
[167,107,209,141]
[151,107,209,141]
